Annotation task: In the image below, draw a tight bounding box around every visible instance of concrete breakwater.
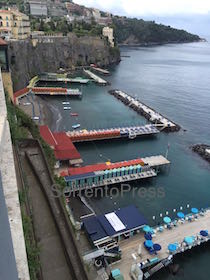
[192,144,210,163]
[109,90,180,132]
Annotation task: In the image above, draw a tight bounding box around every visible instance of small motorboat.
[62,101,70,105]
[63,106,71,110]
[70,113,79,117]
[72,124,81,129]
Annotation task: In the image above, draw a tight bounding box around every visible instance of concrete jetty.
[83,69,108,85]
[109,90,180,132]
[91,66,110,75]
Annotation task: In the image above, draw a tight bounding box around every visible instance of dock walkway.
[91,66,110,75]
[109,90,180,132]
[111,210,210,279]
[67,124,159,142]
[83,69,108,85]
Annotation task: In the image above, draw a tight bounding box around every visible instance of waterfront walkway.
[83,69,108,85]
[111,210,210,279]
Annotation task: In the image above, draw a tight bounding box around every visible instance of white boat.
[72,124,81,129]
[62,101,70,105]
[63,106,71,110]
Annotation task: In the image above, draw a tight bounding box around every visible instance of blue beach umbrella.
[177,212,185,219]
[163,216,171,224]
[144,240,153,248]
[191,208,199,214]
[153,244,162,251]
[143,225,151,233]
[184,236,194,245]
[144,233,152,240]
[200,230,208,237]
[168,243,177,252]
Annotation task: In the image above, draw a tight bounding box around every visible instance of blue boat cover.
[83,205,147,242]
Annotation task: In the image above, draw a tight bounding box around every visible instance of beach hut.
[125,166,129,175]
[112,168,117,177]
[121,167,125,176]
[104,170,109,179]
[133,165,137,174]
[136,164,141,173]
[116,168,121,177]
[129,166,134,175]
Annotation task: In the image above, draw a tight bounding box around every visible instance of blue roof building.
[82,205,147,248]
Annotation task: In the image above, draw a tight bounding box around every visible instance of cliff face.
[8,33,120,91]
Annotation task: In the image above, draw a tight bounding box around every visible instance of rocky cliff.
[8,33,120,91]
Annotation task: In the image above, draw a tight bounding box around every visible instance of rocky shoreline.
[192,144,210,163]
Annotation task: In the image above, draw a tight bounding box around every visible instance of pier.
[83,69,108,85]
[110,208,210,279]
[14,87,82,104]
[90,66,110,75]
[109,90,180,132]
[67,124,160,143]
[38,73,90,84]
[62,155,170,192]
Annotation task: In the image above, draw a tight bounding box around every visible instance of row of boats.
[62,101,80,129]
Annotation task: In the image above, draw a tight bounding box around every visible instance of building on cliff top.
[29,1,48,17]
[103,26,114,47]
[0,9,31,40]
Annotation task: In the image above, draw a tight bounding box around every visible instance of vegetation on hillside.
[112,17,200,44]
[31,17,103,37]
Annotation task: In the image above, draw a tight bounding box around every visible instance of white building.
[102,26,114,47]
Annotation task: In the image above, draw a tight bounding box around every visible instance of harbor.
[109,90,180,132]
[67,124,160,142]
[83,69,108,85]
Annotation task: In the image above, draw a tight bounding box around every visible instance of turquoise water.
[46,42,210,279]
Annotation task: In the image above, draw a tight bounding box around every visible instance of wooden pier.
[83,69,108,85]
[111,209,210,279]
[63,155,169,192]
[109,90,180,132]
[67,124,160,143]
[90,66,110,75]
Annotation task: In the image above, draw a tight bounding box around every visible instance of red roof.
[69,163,107,176]
[0,38,7,45]
[14,87,29,98]
[68,158,144,176]
[39,126,81,161]
[32,87,67,93]
[39,125,57,147]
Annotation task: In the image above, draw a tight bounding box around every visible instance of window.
[6,16,9,20]
[6,22,9,27]
[0,49,8,71]
[0,22,2,27]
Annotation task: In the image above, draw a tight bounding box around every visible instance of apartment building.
[0,9,31,40]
